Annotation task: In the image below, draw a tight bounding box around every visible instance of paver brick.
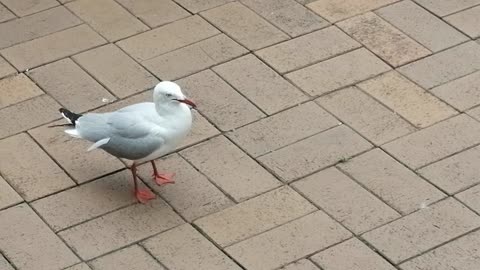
[0,133,75,201]
[358,71,457,128]
[66,264,92,270]
[225,211,351,270]
[419,145,480,195]
[376,0,468,52]
[316,86,415,145]
[29,58,116,112]
[306,0,397,22]
[180,136,281,202]
[174,0,234,13]
[280,260,320,270]
[337,12,430,67]
[201,2,289,50]
[227,101,337,157]
[363,198,480,263]
[143,224,242,270]
[467,105,480,121]
[456,184,480,214]
[73,44,159,98]
[213,54,308,114]
[400,229,480,270]
[137,153,234,221]
[176,70,264,131]
[340,149,446,214]
[59,199,184,260]
[194,186,316,247]
[445,5,480,39]
[293,167,400,233]
[398,41,480,89]
[0,73,43,109]
[117,15,219,61]
[0,204,80,270]
[1,0,58,17]
[256,26,360,74]
[90,245,165,270]
[116,0,189,28]
[240,0,328,37]
[414,0,480,16]
[383,114,480,169]
[0,6,81,50]
[66,0,148,42]
[0,255,14,270]
[311,238,396,270]
[431,71,480,111]
[29,121,125,183]
[286,48,391,96]
[144,34,247,80]
[1,24,106,71]
[0,56,15,79]
[259,125,373,182]
[0,175,22,210]
[31,170,139,231]
[0,3,14,23]
[0,94,61,139]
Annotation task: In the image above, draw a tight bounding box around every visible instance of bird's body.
[58,81,196,203]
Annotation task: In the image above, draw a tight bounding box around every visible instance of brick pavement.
[0,0,480,269]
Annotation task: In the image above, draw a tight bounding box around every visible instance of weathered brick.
[1,0,58,16]
[116,0,189,28]
[456,184,480,214]
[65,264,92,270]
[0,255,14,270]
[286,48,391,96]
[0,175,22,210]
[0,73,43,109]
[431,71,480,111]
[90,245,165,270]
[0,56,15,79]
[0,3,14,23]
[414,0,480,16]
[445,5,480,39]
[201,2,289,50]
[281,260,320,270]
[174,0,233,13]
[194,186,316,247]
[307,0,397,22]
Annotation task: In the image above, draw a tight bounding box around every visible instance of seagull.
[56,81,196,203]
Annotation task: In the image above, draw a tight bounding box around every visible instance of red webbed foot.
[135,189,156,204]
[153,172,176,186]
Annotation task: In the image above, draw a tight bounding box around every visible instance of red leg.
[130,163,155,204]
[151,160,175,185]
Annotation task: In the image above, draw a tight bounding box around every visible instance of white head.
[153,81,196,108]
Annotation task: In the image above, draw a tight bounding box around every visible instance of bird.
[55,81,196,203]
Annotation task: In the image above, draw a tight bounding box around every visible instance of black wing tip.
[59,108,82,126]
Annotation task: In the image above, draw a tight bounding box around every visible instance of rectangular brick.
[414,0,480,16]
[194,186,316,247]
[363,198,480,263]
[286,48,391,96]
[1,0,58,16]
[144,34,247,80]
[445,5,480,39]
[73,44,159,98]
[66,264,92,270]
[117,15,219,61]
[317,86,415,145]
[307,0,397,22]
[0,56,15,79]
[59,199,183,260]
[431,71,480,111]
[293,167,400,233]
[29,121,125,183]
[467,105,480,121]
[175,0,233,13]
[0,133,75,201]
[0,95,61,139]
[137,153,234,221]
[240,0,328,37]
[281,260,320,270]
[176,70,264,131]
[0,204,79,270]
[201,2,289,50]
[0,255,14,270]
[181,136,281,202]
[338,12,430,67]
[1,24,106,71]
[256,26,360,74]
[227,102,337,157]
[383,114,480,169]
[143,224,242,270]
[0,73,43,109]
[0,6,81,50]
[0,3,14,23]
[339,149,446,214]
[90,245,165,270]
[400,230,480,270]
[398,41,480,89]
[225,211,351,270]
[29,58,116,112]
[31,170,139,231]
[457,185,480,215]
[213,54,308,114]
[358,71,457,128]
[312,238,396,270]
[66,0,148,42]
[259,125,372,182]
[116,0,189,28]
[376,0,468,52]
[419,145,480,194]
[0,175,22,210]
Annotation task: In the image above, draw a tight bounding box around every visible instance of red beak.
[177,98,196,108]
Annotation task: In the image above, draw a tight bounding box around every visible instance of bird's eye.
[166,93,173,97]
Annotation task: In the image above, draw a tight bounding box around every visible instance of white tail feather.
[64,129,81,138]
[87,138,110,152]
